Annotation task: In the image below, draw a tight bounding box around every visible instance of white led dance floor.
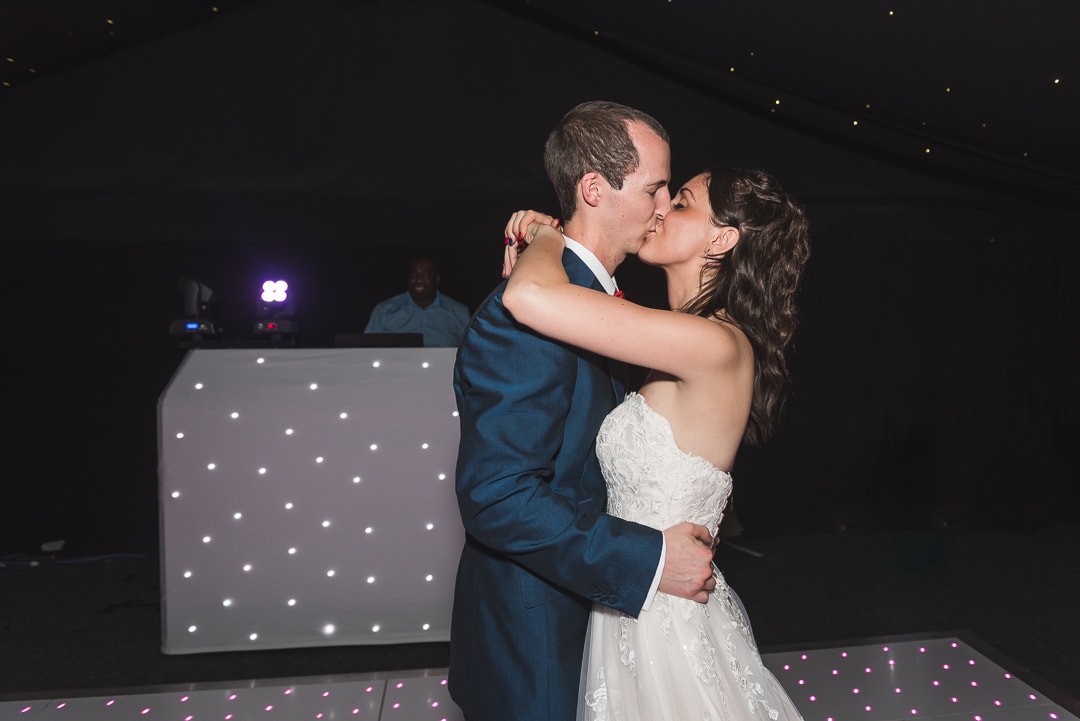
[2,636,1075,721]
[765,636,1076,720]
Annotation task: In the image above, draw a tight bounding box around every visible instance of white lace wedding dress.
[578,392,804,721]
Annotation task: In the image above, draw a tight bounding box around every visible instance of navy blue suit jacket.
[449,250,663,721]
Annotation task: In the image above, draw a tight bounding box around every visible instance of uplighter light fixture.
[253,278,297,342]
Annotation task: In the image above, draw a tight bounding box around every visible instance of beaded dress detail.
[578,392,803,721]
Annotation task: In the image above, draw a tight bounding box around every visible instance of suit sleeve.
[453,284,662,616]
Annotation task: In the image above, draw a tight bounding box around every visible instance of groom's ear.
[579,172,602,209]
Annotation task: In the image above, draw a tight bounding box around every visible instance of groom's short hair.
[543,100,669,221]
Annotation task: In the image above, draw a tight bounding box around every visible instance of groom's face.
[605,122,671,256]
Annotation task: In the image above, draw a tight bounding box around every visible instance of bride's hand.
[501,210,561,278]
[505,209,560,244]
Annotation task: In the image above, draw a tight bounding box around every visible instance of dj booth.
[157,347,463,654]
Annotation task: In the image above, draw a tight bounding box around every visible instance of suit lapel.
[609,359,628,399]
[563,250,627,403]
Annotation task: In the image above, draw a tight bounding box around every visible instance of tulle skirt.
[578,570,803,721]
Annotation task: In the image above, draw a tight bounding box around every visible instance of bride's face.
[638,173,719,268]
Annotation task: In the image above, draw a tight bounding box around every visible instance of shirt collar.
[409,290,442,308]
[563,234,620,295]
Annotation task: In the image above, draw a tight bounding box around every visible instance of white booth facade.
[157,347,463,654]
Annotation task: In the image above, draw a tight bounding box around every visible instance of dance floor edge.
[1,632,1076,721]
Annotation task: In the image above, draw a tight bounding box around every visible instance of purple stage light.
[261,279,289,303]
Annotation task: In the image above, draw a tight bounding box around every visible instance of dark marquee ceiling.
[2,0,1078,199]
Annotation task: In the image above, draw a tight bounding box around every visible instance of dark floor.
[1,525,1077,710]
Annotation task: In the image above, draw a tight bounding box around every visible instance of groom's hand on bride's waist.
[658,522,717,603]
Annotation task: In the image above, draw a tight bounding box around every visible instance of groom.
[450,101,716,721]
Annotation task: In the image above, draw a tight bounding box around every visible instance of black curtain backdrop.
[2,0,1077,556]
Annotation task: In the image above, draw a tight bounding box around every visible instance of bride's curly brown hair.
[680,167,811,446]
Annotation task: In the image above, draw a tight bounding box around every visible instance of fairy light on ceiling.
[0,0,1072,178]
[553,0,1076,180]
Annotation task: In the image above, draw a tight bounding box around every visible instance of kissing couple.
[450,100,810,721]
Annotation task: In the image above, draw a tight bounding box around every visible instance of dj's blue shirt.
[364,291,471,347]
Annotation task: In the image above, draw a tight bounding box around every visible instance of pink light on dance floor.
[0,636,1075,721]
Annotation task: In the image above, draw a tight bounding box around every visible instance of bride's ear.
[709,226,740,256]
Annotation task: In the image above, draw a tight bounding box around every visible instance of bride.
[502,166,811,720]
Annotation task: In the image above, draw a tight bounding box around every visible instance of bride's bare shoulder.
[696,314,753,370]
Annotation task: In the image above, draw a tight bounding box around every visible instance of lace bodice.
[596,392,733,539]
[582,393,803,720]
